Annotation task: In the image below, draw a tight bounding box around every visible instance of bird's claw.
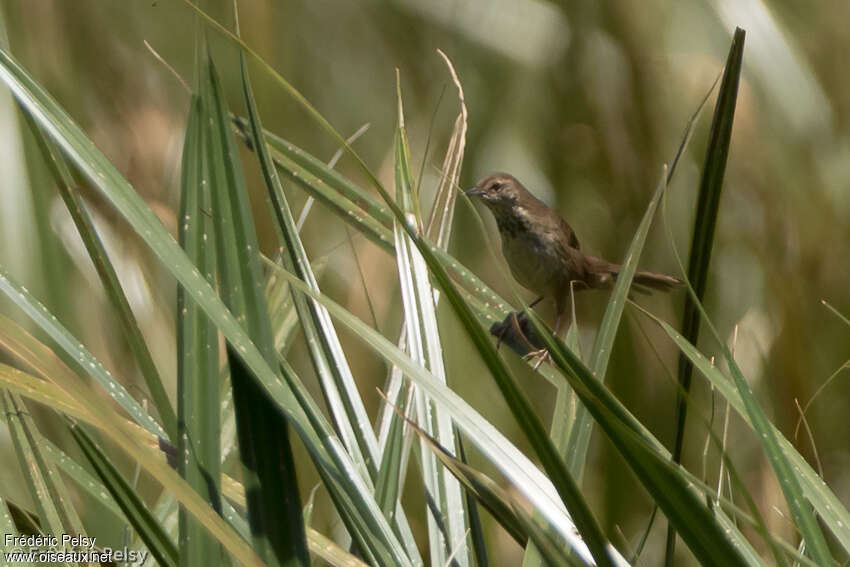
[522,348,551,370]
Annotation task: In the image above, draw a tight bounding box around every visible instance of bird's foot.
[522,348,551,370]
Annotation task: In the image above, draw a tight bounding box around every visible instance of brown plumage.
[466,173,681,336]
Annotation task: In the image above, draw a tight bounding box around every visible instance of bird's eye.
[490,182,503,191]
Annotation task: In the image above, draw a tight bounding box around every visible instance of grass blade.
[177,94,222,567]
[240,40,376,484]
[263,260,627,566]
[666,29,746,562]
[2,391,87,550]
[528,316,753,567]
[68,420,178,567]
[200,50,309,566]
[640,305,844,562]
[394,78,470,567]
[21,111,177,441]
[565,164,670,483]
[0,268,167,438]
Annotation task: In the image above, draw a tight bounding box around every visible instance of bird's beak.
[464,187,484,197]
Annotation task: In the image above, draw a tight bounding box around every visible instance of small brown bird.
[466,173,681,339]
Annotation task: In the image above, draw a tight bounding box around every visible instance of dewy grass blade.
[40,439,124,519]
[263,260,629,567]
[241,41,376,483]
[190,18,615,558]
[200,50,309,567]
[0,362,104,427]
[640,305,846,561]
[670,28,744,470]
[0,42,407,561]
[22,112,178,442]
[68,420,178,567]
[393,77,470,567]
[240,47,421,566]
[0,268,167,438]
[177,94,222,567]
[2,391,87,545]
[565,165,669,482]
[526,317,753,567]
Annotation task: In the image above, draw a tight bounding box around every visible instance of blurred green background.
[1,1,848,564]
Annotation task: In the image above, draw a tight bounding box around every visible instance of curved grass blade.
[0,362,107,427]
[0,45,411,564]
[2,391,88,552]
[393,79,470,567]
[22,112,177,441]
[667,26,747,565]
[398,403,583,567]
[68,420,178,567]
[0,269,167,438]
[528,317,753,567]
[640,306,847,561]
[239,48,421,565]
[40,439,124,520]
[177,94,223,567]
[263,260,629,567]
[565,164,669,482]
[201,50,309,567]
[240,43,375,484]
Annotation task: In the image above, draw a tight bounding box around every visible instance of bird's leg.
[522,300,561,370]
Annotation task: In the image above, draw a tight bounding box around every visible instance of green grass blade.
[0,268,167,438]
[22,111,177,442]
[40,438,124,520]
[240,47,375,484]
[0,361,104,426]
[177,94,222,567]
[263,260,627,566]
[239,50,421,566]
[0,45,409,563]
[393,80,470,567]
[200,50,309,567]
[667,33,748,564]
[404,412,583,567]
[0,496,25,567]
[276,357,414,567]
[375,382,410,519]
[641,307,846,561]
[565,165,669,483]
[669,27,745,472]
[529,322,754,567]
[2,391,86,551]
[68,420,178,567]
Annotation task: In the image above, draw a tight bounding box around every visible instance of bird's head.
[465,173,526,217]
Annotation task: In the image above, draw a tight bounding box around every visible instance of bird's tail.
[604,263,682,293]
[634,269,682,291]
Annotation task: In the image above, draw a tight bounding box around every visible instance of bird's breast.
[500,228,565,297]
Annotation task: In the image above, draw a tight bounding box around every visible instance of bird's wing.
[558,217,581,250]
